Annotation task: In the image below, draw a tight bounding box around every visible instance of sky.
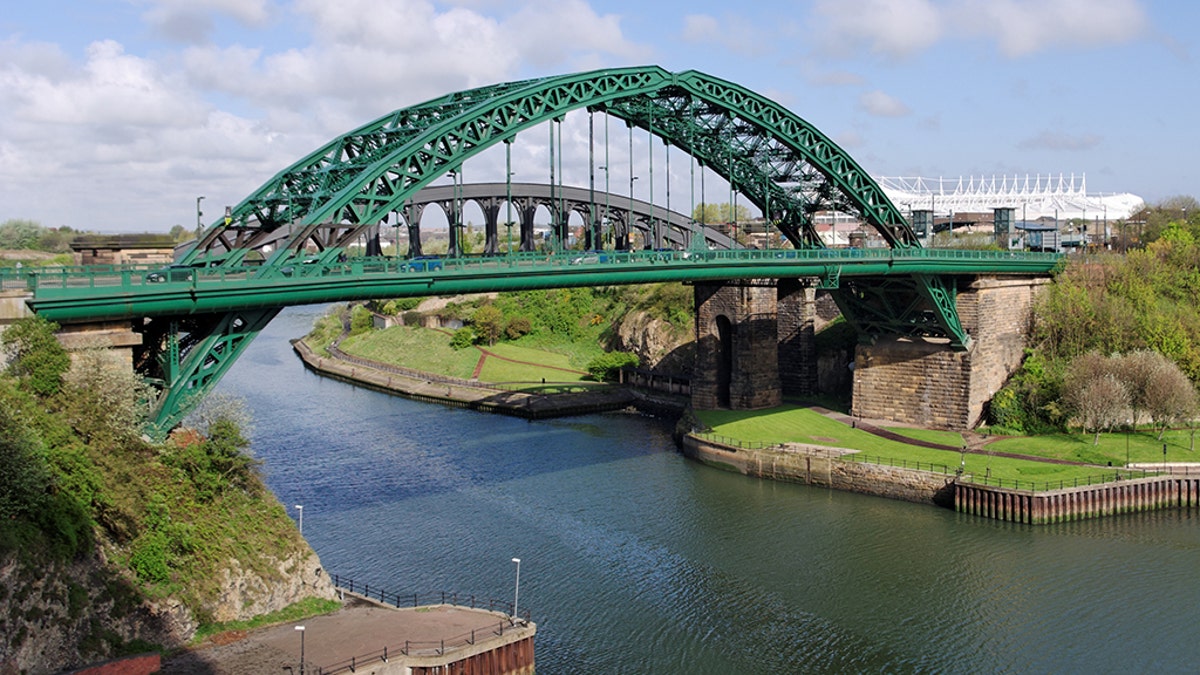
[0,0,1195,233]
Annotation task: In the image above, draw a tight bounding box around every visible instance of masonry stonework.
[777,279,817,396]
[851,275,1049,429]
[692,281,782,410]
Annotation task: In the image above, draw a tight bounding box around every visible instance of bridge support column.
[692,281,782,410]
[777,279,817,396]
[850,276,1049,429]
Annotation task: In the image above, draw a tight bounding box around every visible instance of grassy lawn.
[694,405,1138,488]
[337,325,596,384]
[339,326,479,379]
[986,428,1200,466]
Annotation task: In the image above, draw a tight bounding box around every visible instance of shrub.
[587,351,640,382]
[1,315,69,397]
[449,327,476,350]
[505,316,532,340]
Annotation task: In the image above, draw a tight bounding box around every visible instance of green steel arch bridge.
[12,66,1060,434]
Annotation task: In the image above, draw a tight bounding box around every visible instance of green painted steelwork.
[26,248,1060,324]
[182,66,914,269]
[13,66,1067,434]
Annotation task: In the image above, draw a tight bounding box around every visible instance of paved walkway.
[160,596,532,675]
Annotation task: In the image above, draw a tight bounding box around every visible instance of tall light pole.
[511,557,521,621]
[294,504,303,534]
[295,625,305,675]
[195,195,205,239]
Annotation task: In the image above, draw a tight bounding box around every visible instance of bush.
[505,316,532,340]
[587,351,640,382]
[449,327,476,350]
[1,315,69,397]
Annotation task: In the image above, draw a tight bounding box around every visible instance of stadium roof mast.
[876,173,1144,223]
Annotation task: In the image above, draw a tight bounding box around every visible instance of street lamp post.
[195,195,205,238]
[511,557,521,621]
[294,504,303,534]
[295,625,306,675]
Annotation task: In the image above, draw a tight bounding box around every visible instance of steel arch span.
[185,66,916,268]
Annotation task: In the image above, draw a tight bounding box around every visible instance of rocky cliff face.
[0,546,334,674]
[611,311,695,377]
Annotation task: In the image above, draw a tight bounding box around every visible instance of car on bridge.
[144,264,196,283]
[403,256,444,272]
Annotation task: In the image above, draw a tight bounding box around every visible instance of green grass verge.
[986,428,1200,466]
[339,326,479,379]
[192,597,342,644]
[694,405,1141,489]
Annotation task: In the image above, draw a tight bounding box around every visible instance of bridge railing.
[13,247,1063,292]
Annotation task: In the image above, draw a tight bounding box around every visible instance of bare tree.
[1063,353,1131,444]
[1144,360,1198,439]
[1116,350,1165,428]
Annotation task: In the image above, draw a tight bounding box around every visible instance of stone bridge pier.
[692,275,1048,430]
[851,275,1049,429]
[691,280,817,410]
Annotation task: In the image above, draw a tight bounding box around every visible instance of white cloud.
[141,0,275,44]
[810,0,1149,60]
[859,90,911,117]
[0,1,654,231]
[813,0,944,59]
[953,0,1148,57]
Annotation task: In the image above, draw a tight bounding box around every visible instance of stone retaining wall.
[680,435,954,505]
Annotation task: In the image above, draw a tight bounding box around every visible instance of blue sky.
[0,0,1194,233]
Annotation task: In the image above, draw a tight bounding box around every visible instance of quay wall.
[680,435,954,506]
[956,476,1200,524]
[683,434,1200,524]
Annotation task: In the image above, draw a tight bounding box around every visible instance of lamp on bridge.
[195,195,205,238]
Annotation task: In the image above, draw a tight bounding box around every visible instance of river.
[215,306,1200,673]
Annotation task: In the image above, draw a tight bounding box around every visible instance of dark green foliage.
[587,351,640,382]
[0,395,52,521]
[449,327,475,350]
[505,316,532,339]
[471,305,504,345]
[165,419,260,501]
[987,350,1064,434]
[2,315,69,397]
[348,304,374,337]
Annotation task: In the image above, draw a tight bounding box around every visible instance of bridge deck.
[12,248,1061,323]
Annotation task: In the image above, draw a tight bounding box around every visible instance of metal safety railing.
[11,247,1062,292]
[310,575,532,675]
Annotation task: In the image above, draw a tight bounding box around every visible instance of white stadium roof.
[875,174,1144,222]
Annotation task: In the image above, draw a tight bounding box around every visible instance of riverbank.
[292,337,685,418]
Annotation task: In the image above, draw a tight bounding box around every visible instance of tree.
[1062,352,1129,444]
[691,202,750,225]
[586,351,639,382]
[1143,360,1198,439]
[0,219,44,250]
[1,315,70,397]
[471,305,504,345]
[60,347,153,444]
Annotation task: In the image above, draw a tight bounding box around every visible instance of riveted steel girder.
[183,66,915,269]
[831,275,972,350]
